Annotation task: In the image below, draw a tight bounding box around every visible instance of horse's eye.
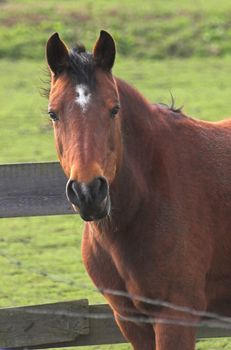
[48,111,59,121]
[110,105,120,118]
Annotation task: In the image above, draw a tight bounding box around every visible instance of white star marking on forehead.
[75,84,91,112]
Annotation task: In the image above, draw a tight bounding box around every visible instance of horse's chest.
[82,229,168,298]
[82,223,207,317]
[84,240,173,320]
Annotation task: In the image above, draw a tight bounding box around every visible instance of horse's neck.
[109,79,164,227]
[117,78,154,131]
[118,77,165,166]
[117,78,158,158]
[90,80,168,237]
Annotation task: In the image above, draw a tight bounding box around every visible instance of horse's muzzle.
[66,176,110,221]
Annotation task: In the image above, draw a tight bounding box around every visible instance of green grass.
[2,0,231,60]
[1,0,231,349]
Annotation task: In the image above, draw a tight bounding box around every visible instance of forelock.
[67,46,96,88]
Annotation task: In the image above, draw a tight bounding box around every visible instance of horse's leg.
[153,297,202,350]
[114,312,155,350]
[152,288,207,350]
[154,323,196,350]
[82,227,155,349]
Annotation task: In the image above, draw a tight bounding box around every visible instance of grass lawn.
[2,0,231,61]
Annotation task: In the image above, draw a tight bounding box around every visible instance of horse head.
[46,31,122,221]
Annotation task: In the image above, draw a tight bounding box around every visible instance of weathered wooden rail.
[0,300,126,349]
[0,162,71,218]
[0,161,231,348]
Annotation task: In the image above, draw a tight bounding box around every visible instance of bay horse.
[46,30,231,349]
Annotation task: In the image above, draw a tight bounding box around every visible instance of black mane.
[67,46,96,88]
[157,92,183,114]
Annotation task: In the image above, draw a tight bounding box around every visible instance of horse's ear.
[46,32,69,75]
[93,30,116,71]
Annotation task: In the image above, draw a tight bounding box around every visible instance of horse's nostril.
[66,177,109,208]
[71,181,79,197]
[92,176,108,202]
[99,176,107,191]
[66,180,80,206]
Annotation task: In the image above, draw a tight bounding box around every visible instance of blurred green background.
[1,0,231,349]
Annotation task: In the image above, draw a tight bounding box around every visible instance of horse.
[45,30,231,349]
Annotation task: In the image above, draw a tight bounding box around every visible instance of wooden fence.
[0,161,231,348]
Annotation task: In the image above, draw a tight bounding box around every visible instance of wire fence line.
[1,249,231,332]
[18,307,231,331]
[99,288,231,324]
